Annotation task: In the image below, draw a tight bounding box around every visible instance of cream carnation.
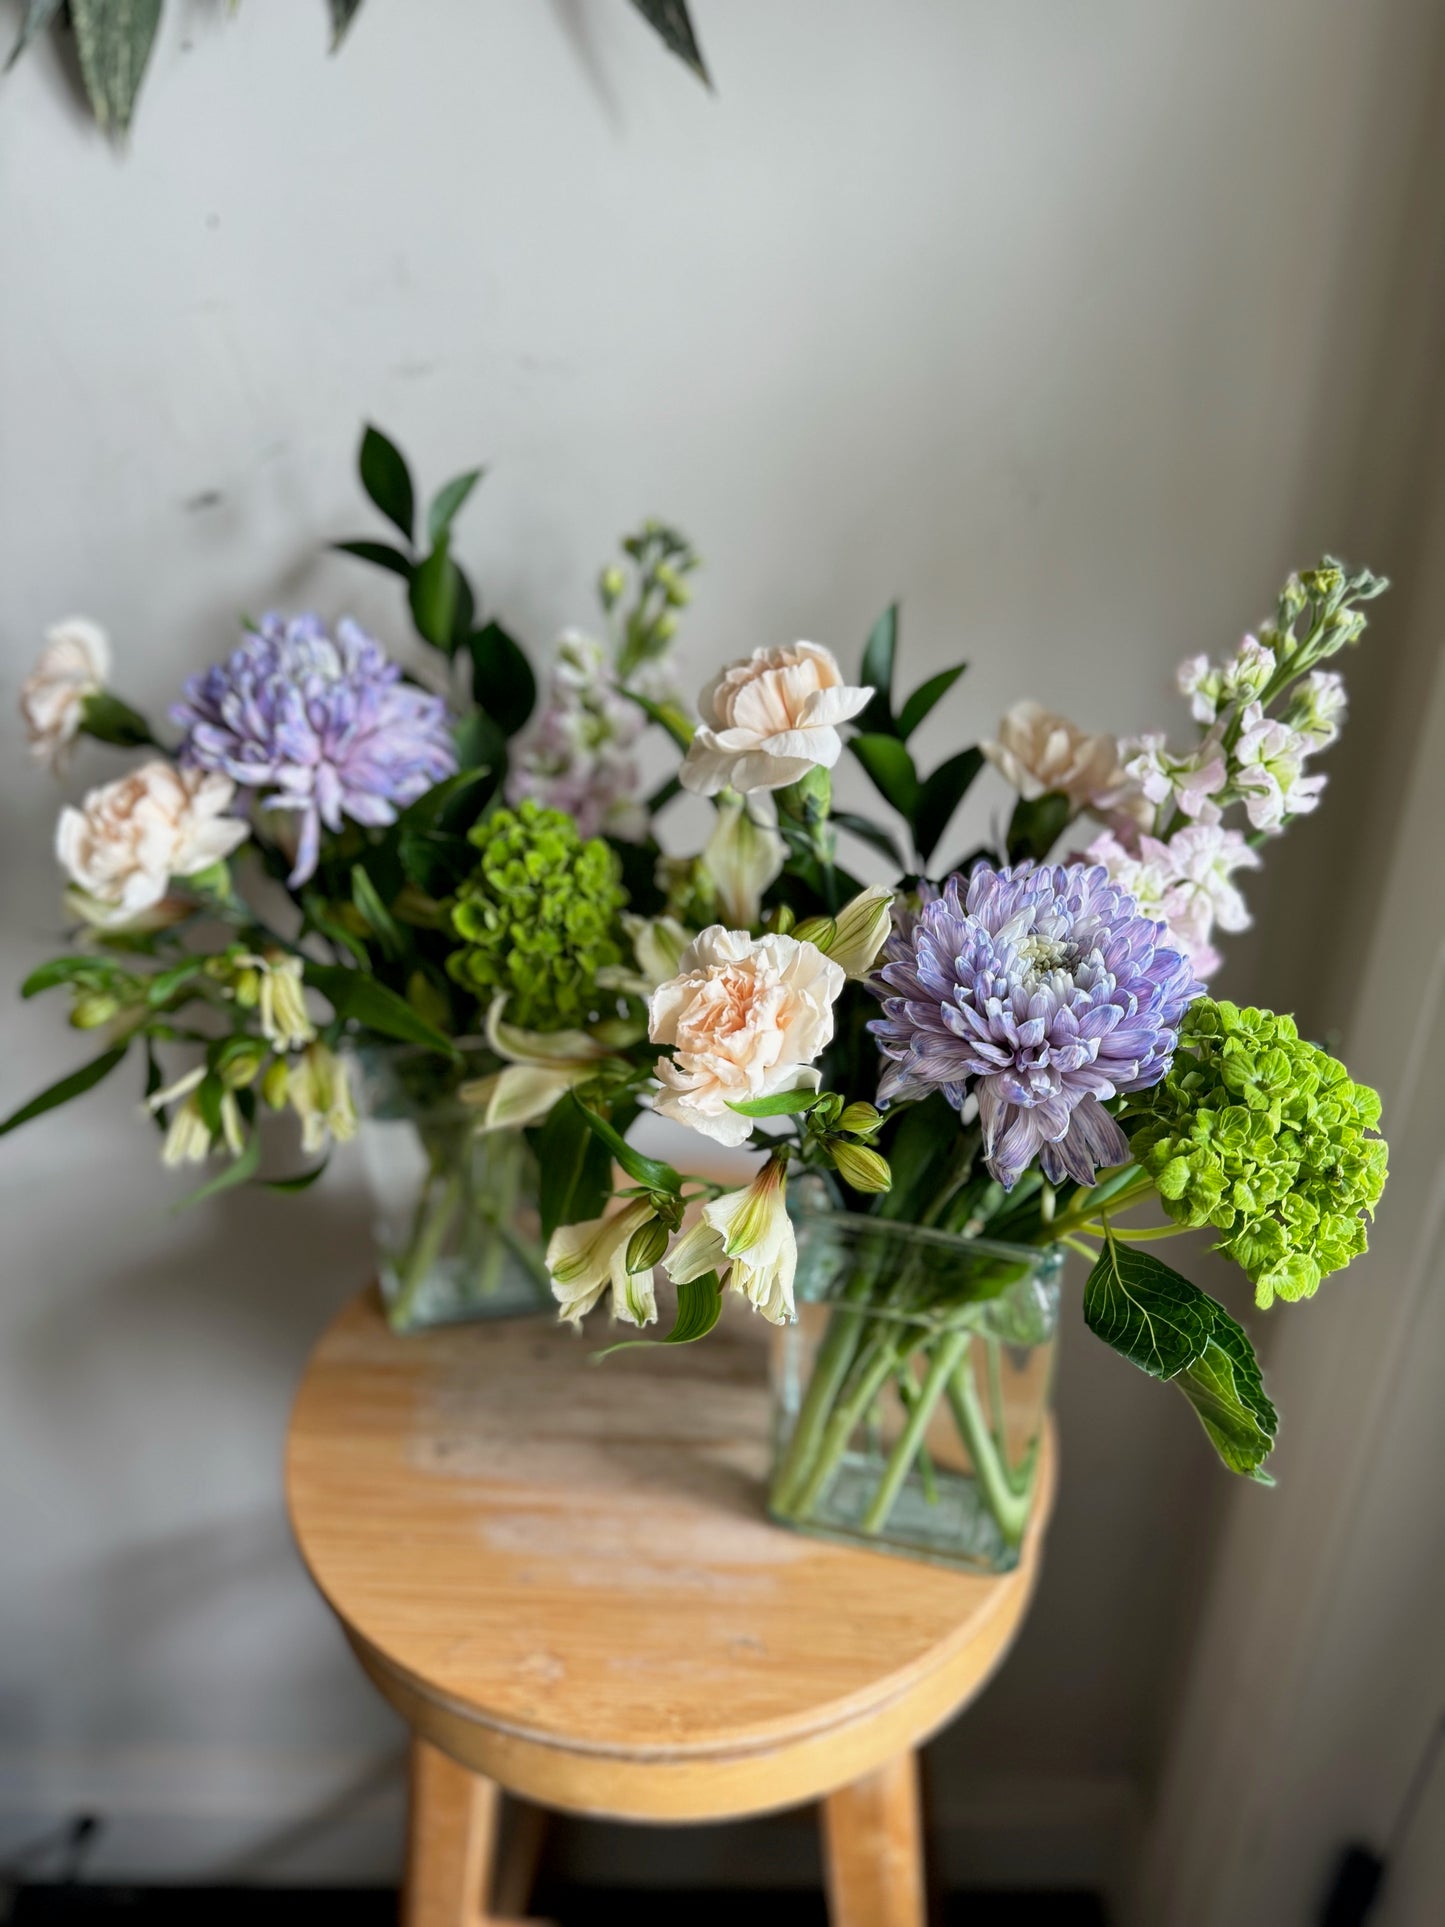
[648,926,845,1147]
[679,642,872,795]
[982,700,1139,818]
[21,618,111,769]
[56,759,250,928]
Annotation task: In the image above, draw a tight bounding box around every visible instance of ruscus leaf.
[1006,790,1072,865]
[333,538,413,578]
[914,747,985,863]
[850,733,920,820]
[858,604,899,734]
[358,425,415,542]
[897,664,967,741]
[408,541,461,653]
[6,1,63,76]
[627,0,710,85]
[0,1046,130,1137]
[328,0,365,50]
[467,622,537,737]
[832,811,908,871]
[426,468,485,546]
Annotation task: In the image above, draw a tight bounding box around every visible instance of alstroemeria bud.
[831,1140,893,1195]
[792,915,836,950]
[261,1059,291,1110]
[700,795,785,930]
[837,1101,883,1138]
[827,886,894,979]
[625,1217,671,1275]
[70,992,120,1030]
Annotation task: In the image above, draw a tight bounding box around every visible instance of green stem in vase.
[388,1167,465,1329]
[770,1269,877,1516]
[784,1323,903,1521]
[858,1327,971,1535]
[947,1341,1037,1547]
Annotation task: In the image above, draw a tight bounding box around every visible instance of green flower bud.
[792,915,836,950]
[599,564,626,609]
[233,967,261,1009]
[830,1140,893,1195]
[625,1218,671,1275]
[261,1059,291,1110]
[219,1041,268,1090]
[837,1101,883,1138]
[70,992,120,1030]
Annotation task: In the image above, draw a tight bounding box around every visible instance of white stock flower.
[1123,733,1228,826]
[1233,704,1325,832]
[56,760,250,928]
[547,1196,658,1328]
[982,700,1137,816]
[21,618,111,769]
[664,1158,797,1325]
[1087,824,1259,979]
[1221,634,1276,706]
[700,794,786,927]
[648,927,845,1148]
[1176,655,1221,725]
[1289,669,1348,747]
[679,642,872,796]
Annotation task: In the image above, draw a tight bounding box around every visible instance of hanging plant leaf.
[358,425,415,544]
[5,0,63,74]
[328,0,366,51]
[628,0,710,85]
[70,0,163,134]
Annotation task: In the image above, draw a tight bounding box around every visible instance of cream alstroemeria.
[679,642,872,796]
[664,1158,796,1325]
[161,1095,213,1168]
[21,618,111,769]
[982,700,1139,818]
[699,794,786,928]
[485,995,616,1067]
[234,951,314,1050]
[648,927,846,1148]
[56,760,250,929]
[287,1043,358,1155]
[462,1062,586,1133]
[596,914,692,1000]
[547,1196,658,1328]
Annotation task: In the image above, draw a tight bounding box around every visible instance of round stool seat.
[287,1288,1054,1825]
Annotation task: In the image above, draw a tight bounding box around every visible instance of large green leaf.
[5,0,63,74]
[850,734,920,820]
[1178,1305,1278,1483]
[328,0,365,50]
[21,957,127,999]
[358,425,415,543]
[914,747,984,863]
[303,963,458,1057]
[628,0,710,84]
[427,468,484,545]
[595,1273,724,1355]
[79,690,158,749]
[350,865,407,961]
[1006,790,1072,865]
[897,664,967,741]
[0,1045,130,1137]
[1082,1243,1214,1380]
[70,0,161,133]
[857,604,898,735]
[467,622,537,737]
[726,1089,824,1120]
[408,541,461,652]
[536,1095,613,1240]
[572,1096,682,1195]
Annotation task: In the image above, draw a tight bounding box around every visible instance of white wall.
[1,0,1440,1892]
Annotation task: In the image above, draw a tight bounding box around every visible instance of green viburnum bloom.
[446,800,627,1031]
[1131,999,1387,1309]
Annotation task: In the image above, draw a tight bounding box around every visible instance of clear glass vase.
[352,1043,554,1333]
[769,1206,1062,1573]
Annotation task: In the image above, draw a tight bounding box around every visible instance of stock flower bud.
[830,1140,893,1194]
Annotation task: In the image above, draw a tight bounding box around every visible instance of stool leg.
[820,1750,926,1927]
[403,1737,548,1927]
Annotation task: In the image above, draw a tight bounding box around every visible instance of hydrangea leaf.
[1177,1305,1278,1483]
[1082,1243,1214,1380]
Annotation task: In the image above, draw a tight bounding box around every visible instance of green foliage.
[70,0,161,134]
[446,801,627,1031]
[534,1095,614,1240]
[1132,999,1387,1308]
[0,1045,131,1138]
[570,1094,682,1195]
[358,425,415,543]
[303,962,458,1058]
[594,1273,724,1355]
[1006,789,1072,865]
[466,622,536,738]
[628,0,710,85]
[1082,1241,1277,1480]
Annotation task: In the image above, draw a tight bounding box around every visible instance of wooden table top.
[286,1289,1053,1779]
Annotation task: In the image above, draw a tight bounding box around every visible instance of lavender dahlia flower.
[868,862,1200,1189]
[173,614,456,885]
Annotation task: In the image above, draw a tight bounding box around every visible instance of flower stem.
[388,1168,465,1329]
[859,1328,970,1535]
[947,1344,1036,1547]
[783,1325,902,1520]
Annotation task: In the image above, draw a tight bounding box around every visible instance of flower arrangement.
[6,428,1389,1539]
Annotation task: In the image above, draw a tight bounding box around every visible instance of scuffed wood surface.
[287,1289,1053,1769]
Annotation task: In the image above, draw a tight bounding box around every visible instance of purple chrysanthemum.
[868,862,1201,1189]
[172,614,456,885]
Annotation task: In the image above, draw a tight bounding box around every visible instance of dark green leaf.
[304,962,458,1057]
[1083,1243,1215,1380]
[358,424,415,542]
[726,1088,825,1119]
[1006,790,1072,865]
[395,765,497,836]
[266,1160,331,1193]
[914,747,985,863]
[571,1095,683,1195]
[171,1129,262,1213]
[858,605,899,735]
[146,958,211,1005]
[350,865,407,961]
[328,0,365,50]
[594,1273,724,1356]
[77,689,157,749]
[70,0,161,133]
[467,622,537,737]
[850,734,920,819]
[897,664,967,741]
[333,538,412,578]
[0,1045,129,1137]
[427,468,484,545]
[1178,1304,1278,1482]
[646,773,683,815]
[143,1042,166,1136]
[195,1071,225,1138]
[452,707,508,775]
[409,541,460,652]
[536,1095,613,1240]
[300,893,370,968]
[5,0,63,73]
[832,811,907,871]
[627,0,710,84]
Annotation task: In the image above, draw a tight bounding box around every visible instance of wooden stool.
[286,1289,1054,1927]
